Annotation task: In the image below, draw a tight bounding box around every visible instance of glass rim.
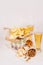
[33,32,43,34]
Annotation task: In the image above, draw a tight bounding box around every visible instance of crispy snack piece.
[24,49,36,61]
[24,25,34,36]
[5,36,15,43]
[16,47,26,57]
[28,49,36,57]
[25,40,33,47]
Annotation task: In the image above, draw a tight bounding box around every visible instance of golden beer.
[34,33,42,51]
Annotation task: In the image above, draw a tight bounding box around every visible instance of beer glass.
[34,33,42,51]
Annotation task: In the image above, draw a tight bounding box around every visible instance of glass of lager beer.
[34,32,42,51]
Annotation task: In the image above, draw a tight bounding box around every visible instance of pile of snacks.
[4,25,36,61]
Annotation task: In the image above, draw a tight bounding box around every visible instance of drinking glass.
[34,32,42,51]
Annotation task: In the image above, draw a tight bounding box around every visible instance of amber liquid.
[34,33,42,50]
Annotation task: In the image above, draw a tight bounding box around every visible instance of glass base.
[36,48,41,52]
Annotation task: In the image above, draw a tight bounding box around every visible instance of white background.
[0,0,43,65]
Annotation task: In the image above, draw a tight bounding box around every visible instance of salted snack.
[16,47,26,57]
[25,40,33,47]
[4,25,36,61]
[24,48,36,61]
[5,36,22,49]
[16,47,36,61]
[4,25,34,39]
[16,39,35,61]
[9,27,24,38]
[28,49,36,57]
[24,25,34,36]
[19,28,25,37]
[5,36,16,43]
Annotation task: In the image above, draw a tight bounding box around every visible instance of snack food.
[16,47,26,57]
[4,25,36,61]
[28,49,36,57]
[24,48,36,61]
[25,40,33,47]
[24,25,34,36]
